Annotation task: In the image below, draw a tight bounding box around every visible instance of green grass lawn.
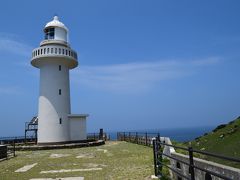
[0,141,154,180]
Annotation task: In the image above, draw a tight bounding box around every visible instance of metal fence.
[0,129,109,145]
[152,136,240,180]
[87,132,109,141]
[117,132,160,146]
[0,140,16,161]
[117,132,240,180]
[0,136,36,145]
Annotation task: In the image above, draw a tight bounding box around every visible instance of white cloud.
[0,33,32,57]
[0,86,21,95]
[72,57,221,93]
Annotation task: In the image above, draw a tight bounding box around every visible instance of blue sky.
[0,0,240,136]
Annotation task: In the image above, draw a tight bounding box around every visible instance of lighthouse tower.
[31,16,88,144]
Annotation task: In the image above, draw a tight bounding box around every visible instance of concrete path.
[30,177,84,180]
[40,168,102,174]
[15,163,38,172]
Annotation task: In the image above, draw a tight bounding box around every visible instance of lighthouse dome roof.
[45,16,68,31]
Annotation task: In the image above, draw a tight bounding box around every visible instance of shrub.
[212,124,226,132]
[228,120,235,125]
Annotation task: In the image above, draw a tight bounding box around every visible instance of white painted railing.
[32,46,77,60]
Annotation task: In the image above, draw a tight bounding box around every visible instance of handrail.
[192,149,240,163]
[159,141,240,163]
[160,152,233,180]
[117,131,240,180]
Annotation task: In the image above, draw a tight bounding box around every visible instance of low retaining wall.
[162,139,240,180]
[8,140,105,151]
[170,152,240,180]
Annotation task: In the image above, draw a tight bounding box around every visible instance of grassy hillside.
[188,116,240,168]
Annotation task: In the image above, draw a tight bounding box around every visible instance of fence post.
[152,138,158,176]
[24,129,26,144]
[13,138,16,157]
[145,133,147,146]
[129,132,131,142]
[123,132,125,141]
[99,128,103,140]
[136,132,138,144]
[157,135,162,175]
[35,129,38,144]
[188,147,195,180]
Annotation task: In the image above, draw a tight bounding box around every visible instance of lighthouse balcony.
[31,46,78,68]
[32,46,77,59]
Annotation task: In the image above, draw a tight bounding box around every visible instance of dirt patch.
[40,168,102,174]
[122,149,130,153]
[96,149,108,153]
[104,142,120,147]
[83,163,107,168]
[30,177,84,180]
[49,154,71,158]
[76,153,95,159]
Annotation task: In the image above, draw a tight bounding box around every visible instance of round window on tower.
[44,27,55,40]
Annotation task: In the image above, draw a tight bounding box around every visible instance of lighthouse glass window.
[44,28,55,40]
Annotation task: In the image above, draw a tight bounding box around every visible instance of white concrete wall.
[170,152,240,180]
[163,138,240,180]
[162,137,175,158]
[38,60,71,143]
[69,116,86,141]
[54,27,67,42]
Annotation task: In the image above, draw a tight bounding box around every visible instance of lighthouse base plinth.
[37,139,93,146]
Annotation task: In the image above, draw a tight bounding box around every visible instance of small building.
[31,16,88,144]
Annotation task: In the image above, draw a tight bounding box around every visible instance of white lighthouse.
[31,16,88,144]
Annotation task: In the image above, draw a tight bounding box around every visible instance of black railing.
[153,136,240,180]
[0,130,109,145]
[25,122,38,131]
[0,139,16,161]
[117,132,160,146]
[87,128,110,141]
[87,132,109,141]
[0,136,36,144]
[117,132,240,180]
[7,139,16,159]
[25,118,38,144]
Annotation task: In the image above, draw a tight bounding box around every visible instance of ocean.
[0,126,214,142]
[107,126,214,142]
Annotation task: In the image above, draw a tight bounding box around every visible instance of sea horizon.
[105,125,215,142]
[0,125,214,142]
